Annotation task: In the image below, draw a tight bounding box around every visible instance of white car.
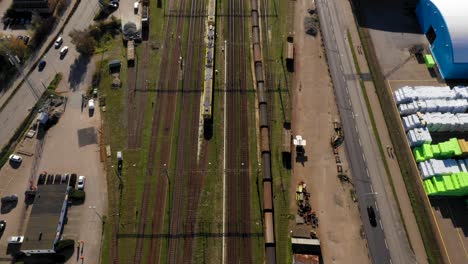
[7,236,24,244]
[54,36,63,48]
[9,154,22,163]
[88,99,95,110]
[77,176,86,190]
[60,46,69,57]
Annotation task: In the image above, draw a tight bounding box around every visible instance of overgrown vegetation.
[47,73,63,91]
[69,16,121,57]
[55,239,75,252]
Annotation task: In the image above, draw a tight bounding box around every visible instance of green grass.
[350,13,444,264]
[345,30,413,252]
[47,73,63,91]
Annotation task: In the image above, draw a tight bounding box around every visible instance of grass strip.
[346,29,413,252]
[47,73,63,91]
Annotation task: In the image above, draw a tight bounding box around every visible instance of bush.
[69,189,86,201]
[55,239,74,252]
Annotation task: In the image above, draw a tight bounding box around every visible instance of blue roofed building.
[416,0,468,79]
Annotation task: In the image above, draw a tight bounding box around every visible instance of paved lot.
[37,90,107,264]
[356,0,468,262]
[290,0,370,262]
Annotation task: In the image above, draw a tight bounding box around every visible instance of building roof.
[21,184,69,254]
[430,0,468,63]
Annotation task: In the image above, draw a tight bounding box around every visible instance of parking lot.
[0,82,106,263]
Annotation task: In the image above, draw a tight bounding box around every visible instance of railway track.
[166,0,207,262]
[225,0,253,262]
[131,0,188,262]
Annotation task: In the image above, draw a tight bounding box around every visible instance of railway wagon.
[259,103,268,128]
[202,24,215,120]
[262,153,272,181]
[255,62,264,82]
[263,181,273,211]
[252,10,259,27]
[264,212,275,244]
[258,81,267,104]
[266,246,277,264]
[253,43,262,63]
[261,127,270,153]
[127,40,135,64]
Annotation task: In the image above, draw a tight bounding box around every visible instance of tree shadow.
[68,55,91,91]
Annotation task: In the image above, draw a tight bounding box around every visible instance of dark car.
[367,206,377,227]
[38,60,46,71]
[1,195,18,204]
[0,220,6,232]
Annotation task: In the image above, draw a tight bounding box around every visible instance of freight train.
[201,0,216,120]
[250,0,277,263]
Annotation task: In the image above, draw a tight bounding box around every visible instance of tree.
[69,29,96,57]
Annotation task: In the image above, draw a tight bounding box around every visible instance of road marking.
[390,259,393,264]
[358,138,362,146]
[384,238,388,249]
[365,167,369,177]
[370,184,374,193]
[222,40,227,264]
[355,126,358,133]
[380,219,384,230]
[362,153,366,162]
[374,201,378,211]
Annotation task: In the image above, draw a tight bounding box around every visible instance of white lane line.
[362,153,366,162]
[374,201,378,211]
[384,238,389,249]
[222,40,227,264]
[380,219,384,230]
[370,184,374,193]
[355,126,358,133]
[366,167,369,177]
[358,138,362,146]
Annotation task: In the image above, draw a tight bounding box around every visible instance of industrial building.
[416,0,468,79]
[21,183,69,255]
[12,0,57,14]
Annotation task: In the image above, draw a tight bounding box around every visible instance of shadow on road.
[68,55,91,91]
[351,0,421,34]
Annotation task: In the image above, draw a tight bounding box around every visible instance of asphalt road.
[316,0,417,263]
[0,0,100,148]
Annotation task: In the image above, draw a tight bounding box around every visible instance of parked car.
[0,220,6,232]
[38,60,46,71]
[9,154,22,163]
[1,195,18,203]
[54,36,63,48]
[88,99,95,110]
[60,46,69,58]
[7,236,24,244]
[77,176,86,190]
[367,206,377,227]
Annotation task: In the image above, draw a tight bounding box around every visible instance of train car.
[127,40,135,64]
[202,0,216,120]
[262,152,272,181]
[261,127,270,153]
[266,246,277,264]
[264,212,275,244]
[263,181,273,211]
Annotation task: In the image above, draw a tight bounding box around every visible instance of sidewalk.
[0,0,78,108]
[339,0,428,263]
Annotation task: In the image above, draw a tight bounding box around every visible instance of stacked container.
[423,172,468,196]
[406,127,432,147]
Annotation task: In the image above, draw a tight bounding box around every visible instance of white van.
[88,99,95,110]
[60,46,69,57]
[134,2,139,13]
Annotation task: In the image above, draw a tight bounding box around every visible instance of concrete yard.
[289,0,370,263]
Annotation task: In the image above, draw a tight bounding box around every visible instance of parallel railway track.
[225,0,253,262]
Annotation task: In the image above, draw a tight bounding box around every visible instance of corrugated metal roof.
[430,0,468,63]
